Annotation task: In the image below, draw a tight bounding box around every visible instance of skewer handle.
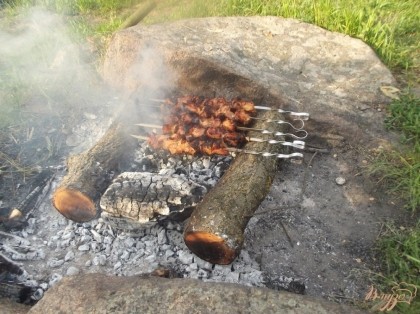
[228,148,303,159]
[247,138,305,149]
[250,117,305,130]
[254,106,310,120]
[237,127,308,139]
[273,130,308,139]
[269,152,304,159]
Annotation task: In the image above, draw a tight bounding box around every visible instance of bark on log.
[52,108,139,222]
[183,109,285,265]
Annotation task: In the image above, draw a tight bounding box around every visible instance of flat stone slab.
[28,273,366,314]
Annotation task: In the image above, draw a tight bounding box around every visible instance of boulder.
[103,16,396,147]
[28,273,367,314]
[98,16,399,301]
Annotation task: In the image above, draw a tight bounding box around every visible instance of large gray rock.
[103,16,396,147]
[99,16,399,303]
[29,273,366,314]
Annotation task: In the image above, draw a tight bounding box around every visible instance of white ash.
[2,202,275,303]
[0,135,296,303]
[131,142,232,191]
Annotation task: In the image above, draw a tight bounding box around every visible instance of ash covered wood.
[0,253,37,304]
[184,109,285,265]
[1,169,54,231]
[100,172,207,225]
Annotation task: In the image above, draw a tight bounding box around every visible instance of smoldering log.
[52,106,139,223]
[100,172,207,226]
[183,109,285,265]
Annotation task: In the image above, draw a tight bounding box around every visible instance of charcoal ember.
[100,172,207,228]
[0,254,38,304]
[264,275,306,295]
[0,253,24,276]
[0,282,36,304]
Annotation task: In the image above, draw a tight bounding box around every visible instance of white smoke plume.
[0,6,174,151]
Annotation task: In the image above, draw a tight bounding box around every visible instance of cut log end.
[52,188,97,222]
[184,231,237,265]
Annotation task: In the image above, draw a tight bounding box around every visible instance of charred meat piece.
[234,110,252,125]
[148,134,196,155]
[200,117,222,128]
[232,98,256,113]
[199,141,230,156]
[221,119,236,131]
[222,132,247,147]
[206,127,224,139]
[187,126,206,138]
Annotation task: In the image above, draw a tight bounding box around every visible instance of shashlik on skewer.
[149,96,310,122]
[135,96,308,157]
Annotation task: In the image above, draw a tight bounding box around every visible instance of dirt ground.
[245,141,413,301]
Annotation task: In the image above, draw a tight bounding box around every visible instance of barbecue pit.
[1,15,400,310]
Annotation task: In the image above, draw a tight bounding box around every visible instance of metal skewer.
[135,123,162,129]
[131,134,149,141]
[228,148,304,159]
[249,117,305,130]
[134,124,306,147]
[137,103,308,129]
[131,133,304,150]
[136,123,308,140]
[247,137,305,149]
[147,99,310,120]
[149,98,166,103]
[254,106,310,120]
[131,134,304,158]
[237,126,308,139]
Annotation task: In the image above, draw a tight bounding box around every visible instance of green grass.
[369,149,420,212]
[372,223,420,313]
[221,0,419,73]
[1,0,418,78]
[1,0,138,15]
[368,94,420,212]
[385,94,420,151]
[143,0,419,78]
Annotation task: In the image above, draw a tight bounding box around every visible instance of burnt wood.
[52,105,139,222]
[100,172,207,224]
[183,109,285,265]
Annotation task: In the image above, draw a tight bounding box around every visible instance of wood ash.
[0,139,299,305]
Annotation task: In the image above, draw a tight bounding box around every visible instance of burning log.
[183,109,286,265]
[52,114,138,222]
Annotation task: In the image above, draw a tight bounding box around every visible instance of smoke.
[0,6,176,155]
[126,44,176,98]
[0,7,104,118]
